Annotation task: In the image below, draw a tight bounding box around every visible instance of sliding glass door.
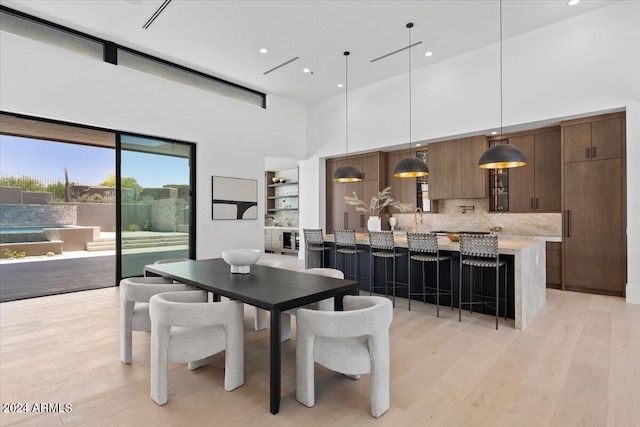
[118,134,195,279]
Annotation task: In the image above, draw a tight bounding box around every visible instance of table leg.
[335,287,359,311]
[270,309,281,414]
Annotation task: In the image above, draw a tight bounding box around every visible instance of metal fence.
[0,173,111,202]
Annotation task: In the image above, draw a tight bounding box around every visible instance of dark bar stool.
[303,228,330,269]
[368,231,406,308]
[333,229,359,282]
[406,232,453,315]
[458,234,508,330]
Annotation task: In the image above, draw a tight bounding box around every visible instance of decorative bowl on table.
[446,233,460,242]
[221,249,262,274]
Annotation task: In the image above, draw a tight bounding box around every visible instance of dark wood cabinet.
[326,152,385,233]
[506,130,561,213]
[563,117,622,163]
[562,113,626,296]
[429,136,487,200]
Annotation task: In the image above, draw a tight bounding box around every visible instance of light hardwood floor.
[1,273,639,426]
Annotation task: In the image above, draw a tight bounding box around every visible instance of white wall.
[302,1,640,301]
[626,103,640,303]
[0,31,307,259]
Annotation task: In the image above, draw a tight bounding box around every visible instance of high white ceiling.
[2,0,617,105]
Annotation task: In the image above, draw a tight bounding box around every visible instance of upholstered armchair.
[149,290,244,405]
[120,276,194,364]
[280,268,342,340]
[252,265,341,339]
[296,295,393,418]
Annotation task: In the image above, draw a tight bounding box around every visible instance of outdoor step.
[121,241,188,249]
[92,237,115,243]
[86,235,188,251]
[122,237,188,244]
[121,234,188,241]
[86,242,115,251]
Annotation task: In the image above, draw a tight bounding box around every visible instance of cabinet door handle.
[360,214,365,228]
[530,198,534,209]
[566,210,571,238]
[592,146,597,158]
[344,212,348,229]
[585,147,591,159]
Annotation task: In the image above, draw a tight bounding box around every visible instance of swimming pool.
[0,226,75,243]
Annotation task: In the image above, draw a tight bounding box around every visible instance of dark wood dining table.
[144,258,359,414]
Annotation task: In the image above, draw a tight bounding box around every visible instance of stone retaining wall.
[0,204,76,226]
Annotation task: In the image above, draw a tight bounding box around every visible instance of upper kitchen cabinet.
[563,115,623,163]
[326,152,385,233]
[561,112,626,296]
[429,136,488,200]
[502,128,561,213]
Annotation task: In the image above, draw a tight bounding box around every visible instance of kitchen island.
[321,233,546,330]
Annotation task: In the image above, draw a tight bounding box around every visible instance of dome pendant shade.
[393,157,429,177]
[478,144,527,169]
[333,165,363,182]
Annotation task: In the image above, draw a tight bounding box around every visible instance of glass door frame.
[0,110,197,286]
[115,132,196,281]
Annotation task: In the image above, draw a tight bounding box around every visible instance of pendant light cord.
[408,23,413,154]
[345,51,349,163]
[499,0,503,140]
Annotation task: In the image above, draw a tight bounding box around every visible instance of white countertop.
[265,226,298,231]
[495,234,561,243]
[324,233,545,255]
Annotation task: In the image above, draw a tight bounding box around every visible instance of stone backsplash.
[391,198,561,237]
[268,210,299,228]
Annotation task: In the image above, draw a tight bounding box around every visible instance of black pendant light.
[393,23,428,178]
[333,51,363,183]
[479,0,527,169]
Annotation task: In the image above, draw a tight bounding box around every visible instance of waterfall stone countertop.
[265,226,298,231]
[497,234,561,243]
[323,233,546,331]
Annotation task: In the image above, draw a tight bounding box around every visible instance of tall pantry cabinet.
[562,113,626,295]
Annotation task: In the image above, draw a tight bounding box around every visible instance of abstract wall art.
[211,176,258,220]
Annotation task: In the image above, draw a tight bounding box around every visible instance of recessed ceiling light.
[425,51,433,57]
[337,83,344,88]
[568,0,580,5]
[303,68,311,73]
[259,48,268,54]
[491,131,498,135]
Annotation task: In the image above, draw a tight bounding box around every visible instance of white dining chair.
[280,268,343,341]
[149,290,244,405]
[252,267,343,340]
[296,295,393,418]
[120,276,194,364]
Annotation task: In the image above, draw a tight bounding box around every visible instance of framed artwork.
[211,176,258,220]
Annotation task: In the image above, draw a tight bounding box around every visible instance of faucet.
[459,205,475,214]
[414,207,423,227]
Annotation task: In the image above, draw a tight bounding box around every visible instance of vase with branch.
[344,186,413,231]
